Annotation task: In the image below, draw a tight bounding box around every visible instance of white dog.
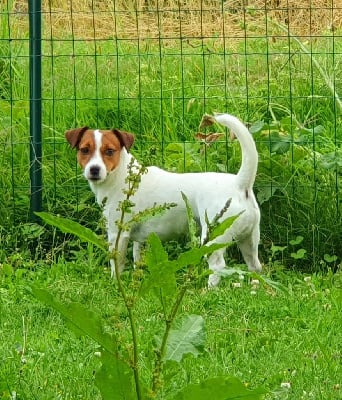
[65,113,261,287]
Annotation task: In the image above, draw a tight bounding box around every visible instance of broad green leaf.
[181,192,199,247]
[208,213,242,242]
[165,142,183,154]
[164,314,205,362]
[142,236,227,302]
[170,375,267,400]
[35,212,107,252]
[142,233,177,300]
[289,235,304,246]
[95,351,135,400]
[256,185,279,204]
[320,151,342,170]
[248,120,265,134]
[268,132,291,154]
[279,116,295,132]
[145,232,169,266]
[174,243,228,270]
[324,253,337,263]
[291,249,307,259]
[271,244,287,255]
[1,263,13,276]
[31,287,117,355]
[300,124,325,135]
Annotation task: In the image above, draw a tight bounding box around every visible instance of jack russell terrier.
[65,113,261,287]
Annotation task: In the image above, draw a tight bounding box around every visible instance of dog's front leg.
[133,241,142,267]
[109,234,130,277]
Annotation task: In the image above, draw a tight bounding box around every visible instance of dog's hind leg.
[200,220,228,288]
[207,248,226,288]
[237,229,262,272]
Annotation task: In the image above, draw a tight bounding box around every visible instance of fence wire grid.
[0,0,341,267]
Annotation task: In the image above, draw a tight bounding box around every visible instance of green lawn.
[1,257,341,399]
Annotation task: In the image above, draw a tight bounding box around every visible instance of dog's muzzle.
[88,165,101,181]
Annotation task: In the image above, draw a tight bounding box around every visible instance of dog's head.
[65,127,134,183]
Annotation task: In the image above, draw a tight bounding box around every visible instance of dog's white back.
[65,113,261,287]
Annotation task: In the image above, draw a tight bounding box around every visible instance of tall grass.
[0,2,341,267]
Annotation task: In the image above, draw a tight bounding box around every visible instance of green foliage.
[251,109,341,266]
[31,287,118,356]
[95,351,136,400]
[170,376,267,400]
[162,315,205,363]
[35,212,107,252]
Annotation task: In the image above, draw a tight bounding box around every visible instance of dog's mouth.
[88,176,102,182]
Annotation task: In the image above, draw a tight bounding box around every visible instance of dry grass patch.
[8,0,342,42]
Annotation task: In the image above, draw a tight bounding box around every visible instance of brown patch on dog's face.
[98,130,122,173]
[75,130,96,169]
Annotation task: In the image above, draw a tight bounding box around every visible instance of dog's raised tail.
[214,113,258,191]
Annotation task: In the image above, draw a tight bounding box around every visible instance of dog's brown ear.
[65,127,89,149]
[112,129,135,152]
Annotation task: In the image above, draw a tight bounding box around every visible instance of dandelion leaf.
[164,314,205,362]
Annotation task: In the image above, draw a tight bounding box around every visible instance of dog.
[65,113,261,287]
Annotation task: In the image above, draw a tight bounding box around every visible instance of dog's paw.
[207,273,221,289]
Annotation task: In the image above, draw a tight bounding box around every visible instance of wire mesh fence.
[0,0,341,266]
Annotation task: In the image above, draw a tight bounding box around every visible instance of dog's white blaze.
[84,129,107,182]
[93,129,103,161]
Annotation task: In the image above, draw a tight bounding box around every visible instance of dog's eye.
[105,148,115,156]
[80,147,89,155]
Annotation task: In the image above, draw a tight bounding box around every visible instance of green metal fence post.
[29,0,43,220]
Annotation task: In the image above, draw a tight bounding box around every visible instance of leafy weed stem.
[202,197,232,245]
[112,160,147,400]
[152,283,188,395]
[113,221,142,400]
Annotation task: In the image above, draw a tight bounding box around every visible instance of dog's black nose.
[90,166,100,178]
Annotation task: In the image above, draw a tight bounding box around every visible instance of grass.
[0,257,341,399]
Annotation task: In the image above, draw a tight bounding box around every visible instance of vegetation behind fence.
[0,0,341,267]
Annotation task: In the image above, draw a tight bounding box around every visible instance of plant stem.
[113,243,142,400]
[152,284,188,394]
[113,166,143,400]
